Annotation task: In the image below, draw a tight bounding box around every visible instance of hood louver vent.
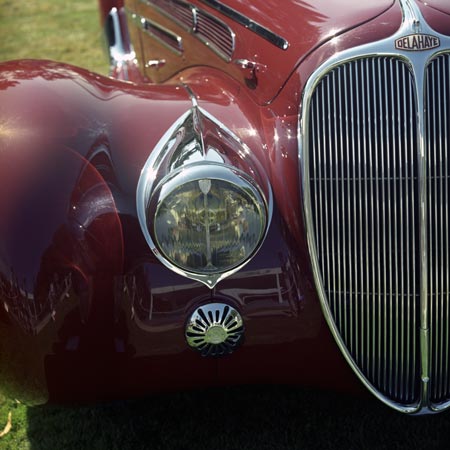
[152,0,194,29]
[147,0,235,61]
[195,9,234,60]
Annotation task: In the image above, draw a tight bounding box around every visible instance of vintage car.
[0,0,449,415]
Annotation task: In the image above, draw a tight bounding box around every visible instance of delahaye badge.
[395,33,441,51]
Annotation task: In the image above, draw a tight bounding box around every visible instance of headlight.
[147,164,268,281]
[136,107,273,288]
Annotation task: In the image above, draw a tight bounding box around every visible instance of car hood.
[418,0,450,15]
[222,0,395,46]
[204,0,398,103]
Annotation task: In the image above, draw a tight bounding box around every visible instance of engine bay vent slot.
[145,0,235,61]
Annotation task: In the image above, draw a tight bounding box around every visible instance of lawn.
[1,385,450,450]
[1,1,450,449]
[0,0,108,74]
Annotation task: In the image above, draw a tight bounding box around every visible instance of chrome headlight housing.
[137,107,272,288]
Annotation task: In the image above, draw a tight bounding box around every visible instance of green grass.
[1,386,450,450]
[0,0,108,74]
[1,1,450,449]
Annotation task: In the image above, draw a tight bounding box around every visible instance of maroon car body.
[0,0,449,414]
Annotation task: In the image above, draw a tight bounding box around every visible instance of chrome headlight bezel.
[137,107,272,288]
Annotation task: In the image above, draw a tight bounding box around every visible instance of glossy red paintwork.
[1,0,450,404]
[417,1,450,36]
[130,0,398,104]
[0,55,362,403]
[418,0,450,16]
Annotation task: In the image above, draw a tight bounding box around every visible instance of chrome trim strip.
[199,0,289,50]
[106,7,137,78]
[299,0,450,414]
[192,6,199,31]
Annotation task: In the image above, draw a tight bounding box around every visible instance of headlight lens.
[149,165,267,275]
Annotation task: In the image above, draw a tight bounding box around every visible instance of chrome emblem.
[185,303,244,357]
[395,34,440,51]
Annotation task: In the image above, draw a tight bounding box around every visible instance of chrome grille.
[426,54,450,406]
[308,57,421,405]
[301,0,450,414]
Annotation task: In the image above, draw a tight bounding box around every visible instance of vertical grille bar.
[426,54,450,406]
[308,57,421,405]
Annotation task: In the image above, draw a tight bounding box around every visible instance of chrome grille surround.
[300,0,450,414]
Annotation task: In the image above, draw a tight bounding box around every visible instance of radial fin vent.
[186,303,244,357]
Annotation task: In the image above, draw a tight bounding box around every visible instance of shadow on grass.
[25,385,450,450]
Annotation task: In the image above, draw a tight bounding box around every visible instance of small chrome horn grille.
[186,303,244,357]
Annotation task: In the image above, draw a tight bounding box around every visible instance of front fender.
[0,59,193,402]
[0,59,337,404]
